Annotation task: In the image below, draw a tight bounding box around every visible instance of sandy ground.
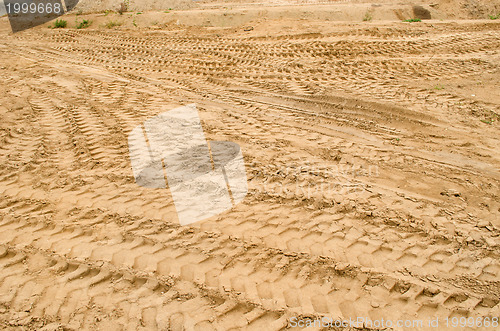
[0,1,499,330]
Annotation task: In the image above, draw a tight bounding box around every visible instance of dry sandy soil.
[0,0,499,330]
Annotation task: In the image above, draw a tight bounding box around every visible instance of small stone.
[470,231,482,241]
[426,275,439,282]
[477,220,490,228]
[335,262,350,271]
[485,237,498,247]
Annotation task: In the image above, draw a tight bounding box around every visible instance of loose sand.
[0,1,499,330]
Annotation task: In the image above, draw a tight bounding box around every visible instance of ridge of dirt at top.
[69,0,500,19]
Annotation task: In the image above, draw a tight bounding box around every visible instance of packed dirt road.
[0,3,499,330]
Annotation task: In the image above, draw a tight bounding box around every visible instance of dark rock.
[413,5,432,20]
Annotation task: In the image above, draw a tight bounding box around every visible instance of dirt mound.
[3,1,499,20]
[73,0,196,13]
[69,0,500,20]
[428,0,500,19]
